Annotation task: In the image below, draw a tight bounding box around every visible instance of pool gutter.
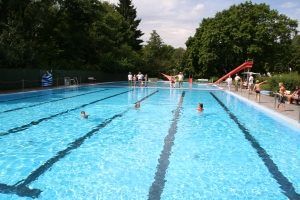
[0,81,125,96]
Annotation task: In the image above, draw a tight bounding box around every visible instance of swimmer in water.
[197,103,203,112]
[135,102,140,109]
[81,111,89,119]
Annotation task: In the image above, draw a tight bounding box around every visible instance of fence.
[0,68,126,91]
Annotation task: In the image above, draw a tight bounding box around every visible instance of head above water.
[81,111,88,118]
[135,102,140,108]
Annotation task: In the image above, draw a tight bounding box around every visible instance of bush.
[260,83,272,91]
[263,72,300,92]
[210,76,219,83]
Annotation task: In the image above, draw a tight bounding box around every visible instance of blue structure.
[41,72,53,87]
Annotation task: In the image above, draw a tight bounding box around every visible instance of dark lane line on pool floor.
[0,89,109,114]
[210,92,300,200]
[0,90,132,137]
[148,91,185,200]
[0,90,159,198]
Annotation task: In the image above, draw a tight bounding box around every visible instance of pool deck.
[223,85,300,123]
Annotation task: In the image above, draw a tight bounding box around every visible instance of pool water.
[0,83,299,200]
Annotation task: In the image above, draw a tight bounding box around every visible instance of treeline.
[184,1,300,78]
[2,1,299,79]
[0,0,184,76]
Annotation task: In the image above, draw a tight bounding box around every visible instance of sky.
[105,0,300,48]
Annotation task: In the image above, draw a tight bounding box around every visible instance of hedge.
[260,72,300,92]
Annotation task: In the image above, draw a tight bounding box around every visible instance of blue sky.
[105,0,300,48]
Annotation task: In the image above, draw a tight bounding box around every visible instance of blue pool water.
[0,83,300,200]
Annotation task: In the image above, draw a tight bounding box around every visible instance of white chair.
[70,77,78,85]
[64,77,71,86]
[88,77,96,83]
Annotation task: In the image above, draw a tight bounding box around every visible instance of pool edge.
[226,90,300,130]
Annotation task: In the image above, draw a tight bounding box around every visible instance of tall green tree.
[184,1,298,78]
[289,35,300,73]
[142,30,164,74]
[116,0,143,50]
[0,0,141,72]
[142,30,185,75]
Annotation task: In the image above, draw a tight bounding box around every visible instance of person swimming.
[197,103,204,112]
[135,102,140,109]
[81,111,89,119]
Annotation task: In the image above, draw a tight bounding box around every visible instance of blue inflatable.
[41,72,53,87]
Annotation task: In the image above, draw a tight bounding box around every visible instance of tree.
[116,0,143,50]
[289,35,300,72]
[0,0,183,75]
[184,1,298,78]
[142,30,185,75]
[0,0,141,72]
[142,30,163,73]
[172,47,186,73]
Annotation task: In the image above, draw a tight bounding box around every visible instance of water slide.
[214,61,253,84]
[161,73,173,81]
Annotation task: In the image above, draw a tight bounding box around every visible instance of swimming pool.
[0,83,299,200]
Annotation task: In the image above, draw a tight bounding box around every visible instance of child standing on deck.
[277,82,286,111]
[253,80,267,102]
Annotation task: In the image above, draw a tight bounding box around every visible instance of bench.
[197,79,209,83]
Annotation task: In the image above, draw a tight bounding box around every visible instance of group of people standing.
[225,74,299,107]
[226,73,267,102]
[128,71,185,88]
[226,73,262,92]
[128,72,148,87]
[170,72,184,88]
[226,73,255,92]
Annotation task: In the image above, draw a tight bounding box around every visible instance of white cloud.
[104,0,118,4]
[141,21,196,48]
[104,0,206,48]
[281,2,298,9]
[104,0,300,47]
[134,0,209,48]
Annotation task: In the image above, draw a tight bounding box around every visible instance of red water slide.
[214,61,253,84]
[161,73,173,81]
